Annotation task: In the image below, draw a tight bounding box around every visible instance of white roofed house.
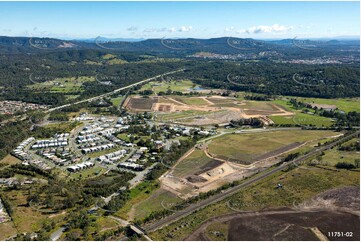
[118,162,144,171]
[154,140,164,149]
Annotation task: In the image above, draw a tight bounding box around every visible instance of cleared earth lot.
[150,164,360,240]
[125,95,293,126]
[186,186,360,241]
[159,130,342,200]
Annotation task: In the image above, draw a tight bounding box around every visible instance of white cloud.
[143,27,173,33]
[143,26,193,34]
[238,24,293,34]
[178,26,193,32]
[126,26,138,31]
[224,27,234,32]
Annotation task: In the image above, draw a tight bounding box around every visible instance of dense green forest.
[174,61,360,98]
[0,50,188,105]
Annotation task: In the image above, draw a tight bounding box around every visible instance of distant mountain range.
[0,35,359,55]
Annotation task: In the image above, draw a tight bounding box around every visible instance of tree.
[354,159,360,169]
[45,194,54,208]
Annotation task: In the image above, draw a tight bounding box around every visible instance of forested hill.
[0,36,359,58]
[0,36,359,105]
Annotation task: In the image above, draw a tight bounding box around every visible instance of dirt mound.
[186,175,208,183]
[157,104,173,112]
[194,160,223,175]
[298,186,360,211]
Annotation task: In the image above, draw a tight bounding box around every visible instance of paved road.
[99,162,159,206]
[49,227,65,241]
[142,131,359,233]
[45,69,185,113]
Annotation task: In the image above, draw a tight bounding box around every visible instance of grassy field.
[110,96,124,107]
[102,54,127,65]
[96,216,120,231]
[293,113,334,126]
[0,189,67,239]
[87,147,121,158]
[294,97,360,113]
[67,165,106,180]
[38,122,82,137]
[273,97,359,113]
[207,97,237,105]
[157,97,182,105]
[320,148,359,167]
[0,222,17,240]
[117,133,131,142]
[172,149,216,178]
[115,181,160,220]
[207,98,241,108]
[171,96,209,106]
[272,99,294,111]
[0,154,22,166]
[241,101,280,111]
[131,188,182,221]
[205,222,228,241]
[149,164,360,240]
[207,130,340,163]
[139,80,201,94]
[270,113,334,127]
[270,100,334,127]
[28,76,95,93]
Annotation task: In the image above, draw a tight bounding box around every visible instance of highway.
[45,69,185,113]
[142,131,359,233]
[49,227,65,241]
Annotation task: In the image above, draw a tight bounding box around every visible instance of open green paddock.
[273,97,360,113]
[207,130,340,164]
[171,96,209,106]
[240,101,281,111]
[114,181,160,220]
[172,149,217,178]
[28,76,95,93]
[131,188,182,221]
[270,113,334,127]
[139,80,201,94]
[320,149,359,167]
[296,97,360,113]
[110,96,124,107]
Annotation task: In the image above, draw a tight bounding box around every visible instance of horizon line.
[1,35,360,41]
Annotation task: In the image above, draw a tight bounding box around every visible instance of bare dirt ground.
[126,95,293,125]
[185,186,360,241]
[180,110,245,126]
[294,186,360,214]
[124,96,159,111]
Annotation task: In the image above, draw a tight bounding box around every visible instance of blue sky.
[0,1,359,39]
